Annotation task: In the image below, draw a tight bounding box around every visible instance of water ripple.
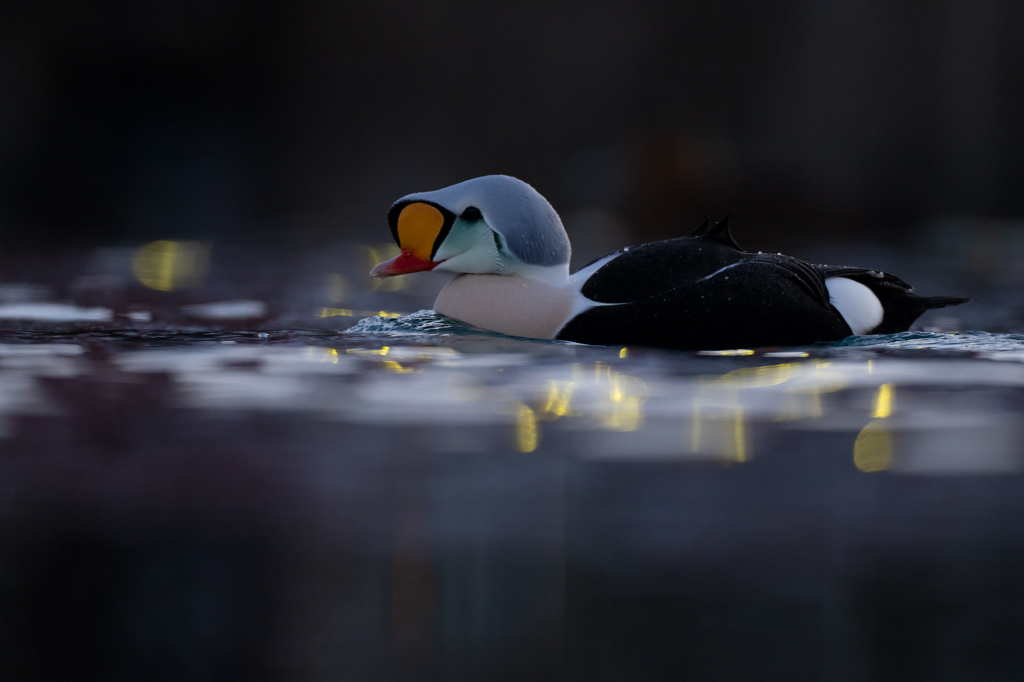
[833,331,1024,352]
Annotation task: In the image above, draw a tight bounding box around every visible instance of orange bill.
[372,202,449,278]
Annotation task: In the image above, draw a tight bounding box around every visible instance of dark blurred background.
[3,0,1023,252]
[1,0,1023,330]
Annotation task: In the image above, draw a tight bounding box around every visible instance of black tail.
[877,294,970,334]
[917,295,973,311]
[815,265,971,334]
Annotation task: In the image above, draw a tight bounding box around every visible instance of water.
[834,329,1024,352]
[2,313,1024,679]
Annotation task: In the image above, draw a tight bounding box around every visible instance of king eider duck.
[369,175,969,350]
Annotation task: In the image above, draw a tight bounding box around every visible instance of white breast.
[825,276,884,335]
[434,274,576,339]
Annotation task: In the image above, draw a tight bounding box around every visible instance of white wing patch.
[826,277,883,335]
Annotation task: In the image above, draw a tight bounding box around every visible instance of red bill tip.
[369,251,441,279]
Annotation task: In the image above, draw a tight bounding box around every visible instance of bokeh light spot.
[132,241,210,291]
[320,308,354,318]
[361,244,408,292]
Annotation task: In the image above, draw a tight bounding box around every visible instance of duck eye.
[460,206,483,222]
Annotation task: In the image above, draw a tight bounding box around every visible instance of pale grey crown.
[397,175,571,267]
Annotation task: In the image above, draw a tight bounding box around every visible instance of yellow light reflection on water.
[733,408,747,462]
[619,347,628,358]
[132,241,210,291]
[320,308,403,319]
[601,371,647,431]
[346,347,391,356]
[690,381,748,463]
[807,387,823,419]
[516,404,538,452]
[536,364,646,430]
[320,308,354,318]
[854,420,893,472]
[855,383,897,472]
[716,362,802,387]
[872,383,894,418]
[714,361,839,423]
[689,409,747,462]
[382,360,414,373]
[541,381,575,419]
[698,349,755,356]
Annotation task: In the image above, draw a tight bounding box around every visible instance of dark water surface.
[1,314,1024,680]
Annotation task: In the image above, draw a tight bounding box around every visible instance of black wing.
[560,254,851,350]
[577,216,750,304]
[578,237,741,304]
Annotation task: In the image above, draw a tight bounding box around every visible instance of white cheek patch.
[825,277,884,335]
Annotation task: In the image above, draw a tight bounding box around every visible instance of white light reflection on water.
[0,345,92,435]
[0,303,113,322]
[180,300,268,320]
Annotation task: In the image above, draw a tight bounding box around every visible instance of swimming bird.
[369,175,969,350]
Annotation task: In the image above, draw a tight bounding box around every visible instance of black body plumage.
[556,218,969,350]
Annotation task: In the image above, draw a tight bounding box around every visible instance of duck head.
[370,175,571,282]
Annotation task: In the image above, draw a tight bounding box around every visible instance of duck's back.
[555,219,969,351]
[557,235,852,350]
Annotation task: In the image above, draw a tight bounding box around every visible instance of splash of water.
[341,310,487,337]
